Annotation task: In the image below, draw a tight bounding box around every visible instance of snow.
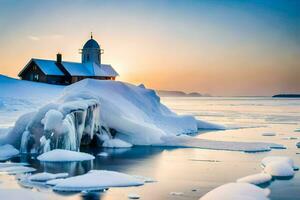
[32,59,65,76]
[264,162,295,177]
[28,172,69,182]
[0,144,19,160]
[52,170,144,192]
[199,182,270,200]
[102,138,133,148]
[0,162,28,168]
[37,149,95,162]
[236,173,272,185]
[46,178,65,186]
[0,166,36,174]
[261,156,296,177]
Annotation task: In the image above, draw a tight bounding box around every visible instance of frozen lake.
[1,97,300,200]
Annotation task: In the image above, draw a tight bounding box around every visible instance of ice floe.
[0,144,19,160]
[261,156,297,177]
[199,182,270,200]
[262,132,276,136]
[128,193,141,199]
[28,172,69,182]
[37,149,95,162]
[0,166,36,174]
[236,173,272,185]
[52,170,144,192]
[296,142,300,148]
[97,152,109,157]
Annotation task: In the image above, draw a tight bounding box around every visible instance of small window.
[34,74,39,81]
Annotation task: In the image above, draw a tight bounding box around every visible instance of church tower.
[81,33,103,65]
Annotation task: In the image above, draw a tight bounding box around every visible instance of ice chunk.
[264,162,295,177]
[0,144,19,160]
[102,139,132,148]
[170,192,184,196]
[53,170,144,192]
[28,172,69,182]
[296,142,300,148]
[128,193,140,199]
[0,166,36,174]
[261,156,296,169]
[46,178,65,186]
[98,152,109,157]
[37,149,95,162]
[262,132,276,136]
[236,173,272,185]
[200,182,270,200]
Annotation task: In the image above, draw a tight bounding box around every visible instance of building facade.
[18,35,118,85]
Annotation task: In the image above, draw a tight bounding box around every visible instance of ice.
[52,170,144,192]
[98,152,109,157]
[102,138,133,148]
[0,189,51,200]
[170,192,184,196]
[37,149,95,162]
[28,172,69,182]
[261,156,296,177]
[236,173,272,185]
[199,182,270,200]
[261,156,296,169]
[0,166,36,174]
[262,132,276,136]
[296,142,300,148]
[0,144,19,160]
[46,178,65,186]
[128,193,141,199]
[264,162,295,177]
[0,162,28,168]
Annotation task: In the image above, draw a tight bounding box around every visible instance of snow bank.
[52,170,144,192]
[236,173,272,185]
[37,149,95,162]
[28,172,69,182]
[261,156,296,177]
[200,182,270,200]
[0,144,19,160]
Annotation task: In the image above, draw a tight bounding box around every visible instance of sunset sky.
[0,0,299,96]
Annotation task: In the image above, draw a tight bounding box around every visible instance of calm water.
[2,97,300,200]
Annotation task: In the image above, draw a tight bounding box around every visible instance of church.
[18,34,119,85]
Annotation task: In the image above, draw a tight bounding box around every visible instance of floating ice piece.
[170,192,184,196]
[0,144,19,160]
[98,152,109,157]
[53,170,144,192]
[0,188,51,200]
[236,173,272,185]
[28,172,69,182]
[199,182,270,200]
[261,156,296,169]
[128,193,140,199]
[282,137,298,140]
[37,149,95,162]
[0,162,28,168]
[46,178,65,186]
[264,162,295,177]
[102,139,133,148]
[160,135,284,152]
[0,166,36,174]
[262,132,276,136]
[297,142,300,148]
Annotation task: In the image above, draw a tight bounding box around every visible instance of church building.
[18,34,119,85]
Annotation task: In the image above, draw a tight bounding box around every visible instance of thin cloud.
[27,35,40,41]
[27,34,64,41]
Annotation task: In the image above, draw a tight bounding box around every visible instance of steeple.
[81,34,103,65]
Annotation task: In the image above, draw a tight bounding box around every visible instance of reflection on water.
[1,97,300,200]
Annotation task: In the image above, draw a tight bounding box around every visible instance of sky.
[0,0,299,96]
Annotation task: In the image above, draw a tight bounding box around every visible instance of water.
[1,97,300,199]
